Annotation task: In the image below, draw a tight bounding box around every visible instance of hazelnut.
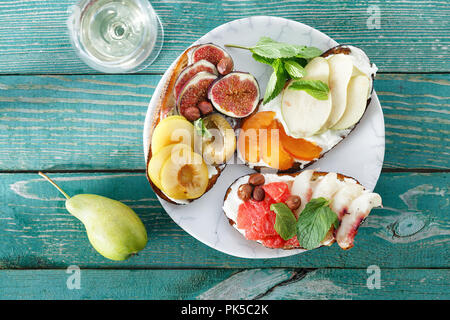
[252,185,265,201]
[217,57,233,75]
[248,173,265,186]
[237,183,253,201]
[285,195,301,211]
[197,101,213,115]
[183,106,201,121]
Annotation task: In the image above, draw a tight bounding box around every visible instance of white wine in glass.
[68,0,164,73]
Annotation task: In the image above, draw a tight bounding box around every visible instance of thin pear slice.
[325,54,354,128]
[280,57,332,137]
[304,57,330,84]
[332,75,370,130]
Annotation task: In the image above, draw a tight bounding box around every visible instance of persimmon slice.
[239,112,321,169]
[242,111,275,130]
[261,121,294,170]
[239,111,276,163]
[277,121,322,161]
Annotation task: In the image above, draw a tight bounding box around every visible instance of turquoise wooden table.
[1,0,449,300]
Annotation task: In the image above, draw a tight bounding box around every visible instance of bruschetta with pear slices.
[223,170,382,250]
[237,45,378,173]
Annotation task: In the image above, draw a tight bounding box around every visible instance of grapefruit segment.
[263,182,291,203]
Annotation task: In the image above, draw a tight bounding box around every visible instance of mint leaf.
[252,53,274,66]
[288,79,330,100]
[296,197,339,250]
[193,118,212,139]
[263,59,287,104]
[251,37,300,59]
[284,60,306,79]
[226,38,322,61]
[333,219,340,230]
[271,203,297,241]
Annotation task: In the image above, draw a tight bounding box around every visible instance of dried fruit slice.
[189,43,233,68]
[277,121,322,161]
[208,72,260,118]
[160,147,209,200]
[176,71,218,120]
[241,111,275,131]
[173,60,218,100]
[260,121,294,171]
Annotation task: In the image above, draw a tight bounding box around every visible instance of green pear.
[39,172,148,261]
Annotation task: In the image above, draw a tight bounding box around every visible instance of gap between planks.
[0,168,449,174]
[2,267,449,271]
[0,71,449,77]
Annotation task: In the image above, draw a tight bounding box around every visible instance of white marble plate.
[143,16,385,259]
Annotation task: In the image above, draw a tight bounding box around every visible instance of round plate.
[143,16,385,259]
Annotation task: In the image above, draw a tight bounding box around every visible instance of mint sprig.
[270,197,339,250]
[264,59,287,104]
[225,37,324,104]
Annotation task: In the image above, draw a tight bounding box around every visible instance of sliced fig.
[177,71,218,119]
[208,72,260,118]
[173,60,218,100]
[189,43,234,69]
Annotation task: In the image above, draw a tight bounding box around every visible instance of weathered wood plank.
[1,172,448,269]
[1,268,448,300]
[0,0,448,74]
[0,73,448,170]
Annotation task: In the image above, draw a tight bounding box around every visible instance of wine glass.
[67,0,164,73]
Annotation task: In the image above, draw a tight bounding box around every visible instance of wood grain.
[0,73,448,171]
[1,268,448,299]
[1,172,448,269]
[0,0,448,74]
[0,0,448,301]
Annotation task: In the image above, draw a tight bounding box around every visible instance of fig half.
[173,60,218,100]
[176,71,218,119]
[208,72,260,118]
[189,43,234,69]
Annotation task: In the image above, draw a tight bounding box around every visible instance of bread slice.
[223,170,380,250]
[145,45,223,205]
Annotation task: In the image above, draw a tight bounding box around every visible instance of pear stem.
[38,171,70,199]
